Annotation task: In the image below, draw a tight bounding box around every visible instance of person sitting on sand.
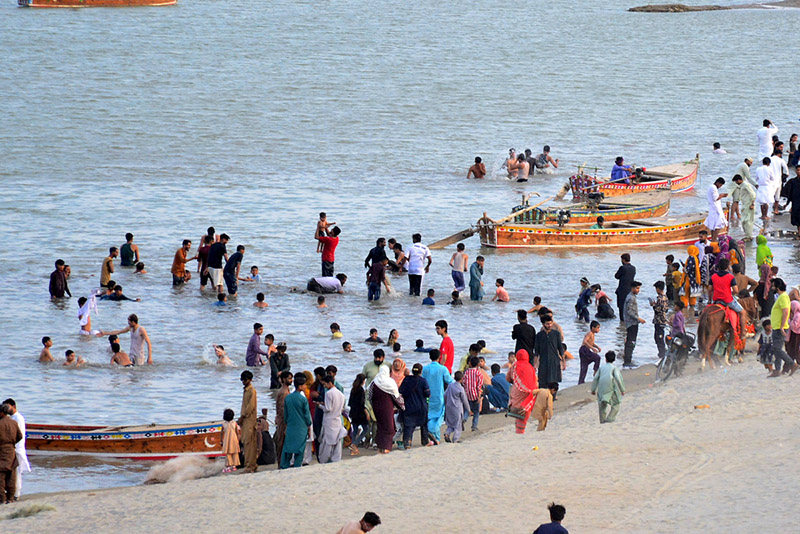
[39,336,54,363]
[486,363,511,411]
[63,350,85,367]
[110,342,134,367]
[254,292,269,308]
[213,344,233,366]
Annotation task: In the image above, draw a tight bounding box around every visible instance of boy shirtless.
[39,336,54,363]
[466,157,486,179]
[64,350,86,366]
[578,321,602,384]
[213,345,233,366]
[316,212,335,253]
[110,342,134,367]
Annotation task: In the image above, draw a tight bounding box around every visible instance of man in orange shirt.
[436,319,455,372]
[171,239,198,286]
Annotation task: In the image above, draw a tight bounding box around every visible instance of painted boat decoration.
[508,189,670,226]
[18,0,176,7]
[477,213,717,249]
[26,421,223,461]
[569,154,699,198]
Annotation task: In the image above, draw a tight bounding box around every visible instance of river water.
[2,0,799,494]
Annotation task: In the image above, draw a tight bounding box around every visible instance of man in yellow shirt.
[768,278,798,376]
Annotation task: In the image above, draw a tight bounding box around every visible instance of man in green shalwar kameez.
[280,373,312,469]
[591,351,626,424]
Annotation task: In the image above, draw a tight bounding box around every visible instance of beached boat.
[508,189,670,226]
[569,154,699,198]
[26,421,224,460]
[477,212,715,249]
[18,0,176,7]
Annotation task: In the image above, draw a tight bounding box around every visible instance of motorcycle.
[656,331,696,382]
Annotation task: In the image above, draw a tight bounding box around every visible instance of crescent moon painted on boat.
[204,437,216,448]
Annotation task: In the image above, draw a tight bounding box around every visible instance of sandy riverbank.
[5,353,799,533]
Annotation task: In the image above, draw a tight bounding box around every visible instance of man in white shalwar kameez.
[703,178,728,241]
[757,119,778,162]
[4,400,29,499]
[318,376,347,463]
[770,151,789,215]
[591,352,626,424]
[756,157,775,230]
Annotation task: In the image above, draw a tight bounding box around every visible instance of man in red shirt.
[436,319,455,372]
[315,226,341,277]
[710,258,745,335]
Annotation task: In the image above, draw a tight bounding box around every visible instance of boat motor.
[556,209,571,227]
[585,192,605,210]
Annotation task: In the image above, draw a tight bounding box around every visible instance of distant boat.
[477,212,715,249]
[19,0,176,7]
[569,154,699,198]
[26,421,223,461]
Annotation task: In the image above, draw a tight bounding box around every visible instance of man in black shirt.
[614,253,636,321]
[223,245,245,296]
[207,233,229,293]
[512,309,536,359]
[364,237,387,269]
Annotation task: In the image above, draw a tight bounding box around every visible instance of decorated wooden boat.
[508,189,670,226]
[569,154,699,198]
[18,0,176,7]
[26,421,223,460]
[477,212,716,249]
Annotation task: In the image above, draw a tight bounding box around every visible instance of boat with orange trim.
[569,154,699,198]
[18,0,176,7]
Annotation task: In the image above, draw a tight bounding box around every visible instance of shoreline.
[629,0,800,12]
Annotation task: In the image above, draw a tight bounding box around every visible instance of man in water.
[100,247,118,288]
[49,259,71,299]
[246,323,269,367]
[110,342,134,366]
[315,225,341,277]
[100,314,153,365]
[466,156,486,179]
[757,119,779,162]
[614,253,636,320]
[306,273,347,294]
[39,336,54,363]
[223,244,245,296]
[238,370,259,473]
[363,238,387,269]
[171,239,198,286]
[513,154,530,181]
[406,233,431,296]
[534,145,559,174]
[503,148,518,179]
[120,233,140,267]
[611,156,633,184]
[207,233,230,294]
[109,285,141,302]
[704,177,728,241]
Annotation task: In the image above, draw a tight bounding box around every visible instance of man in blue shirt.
[610,156,633,184]
[421,349,454,444]
[486,363,510,410]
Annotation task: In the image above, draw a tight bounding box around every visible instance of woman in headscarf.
[756,235,773,267]
[390,357,408,388]
[682,245,701,314]
[755,263,776,319]
[369,366,404,453]
[505,349,538,434]
[397,363,431,448]
[787,288,800,365]
[717,235,732,264]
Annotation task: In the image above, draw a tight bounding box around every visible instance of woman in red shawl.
[506,349,538,433]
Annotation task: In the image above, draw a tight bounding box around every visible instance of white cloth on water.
[703,185,727,230]
[77,291,100,327]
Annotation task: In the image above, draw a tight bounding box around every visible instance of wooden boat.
[18,0,176,7]
[477,212,715,249]
[569,154,699,198]
[26,421,224,460]
[508,189,670,226]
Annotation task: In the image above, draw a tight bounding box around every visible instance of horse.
[696,294,758,369]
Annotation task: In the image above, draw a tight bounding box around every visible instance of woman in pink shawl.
[390,358,408,388]
[506,349,538,433]
[787,288,800,364]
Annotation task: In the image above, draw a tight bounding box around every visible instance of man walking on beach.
[318,375,347,463]
[436,319,455,372]
[614,253,636,320]
[3,400,28,501]
[422,349,454,445]
[238,371,259,473]
[49,259,71,299]
[281,373,312,469]
[0,404,22,504]
[731,174,757,241]
[623,281,646,368]
[315,226,341,277]
[406,233,431,296]
[273,371,293,458]
[591,351,626,423]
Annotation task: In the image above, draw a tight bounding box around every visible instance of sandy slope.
[4,361,799,533]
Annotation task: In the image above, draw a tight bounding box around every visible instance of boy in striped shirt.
[463,356,489,431]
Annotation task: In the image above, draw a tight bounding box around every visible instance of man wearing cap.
[650,281,670,360]
[735,157,755,187]
[623,281,646,368]
[576,277,593,323]
[731,174,757,240]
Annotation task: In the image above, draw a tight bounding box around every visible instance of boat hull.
[512,190,670,226]
[570,156,699,198]
[19,0,176,7]
[26,422,224,460]
[479,216,713,249]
